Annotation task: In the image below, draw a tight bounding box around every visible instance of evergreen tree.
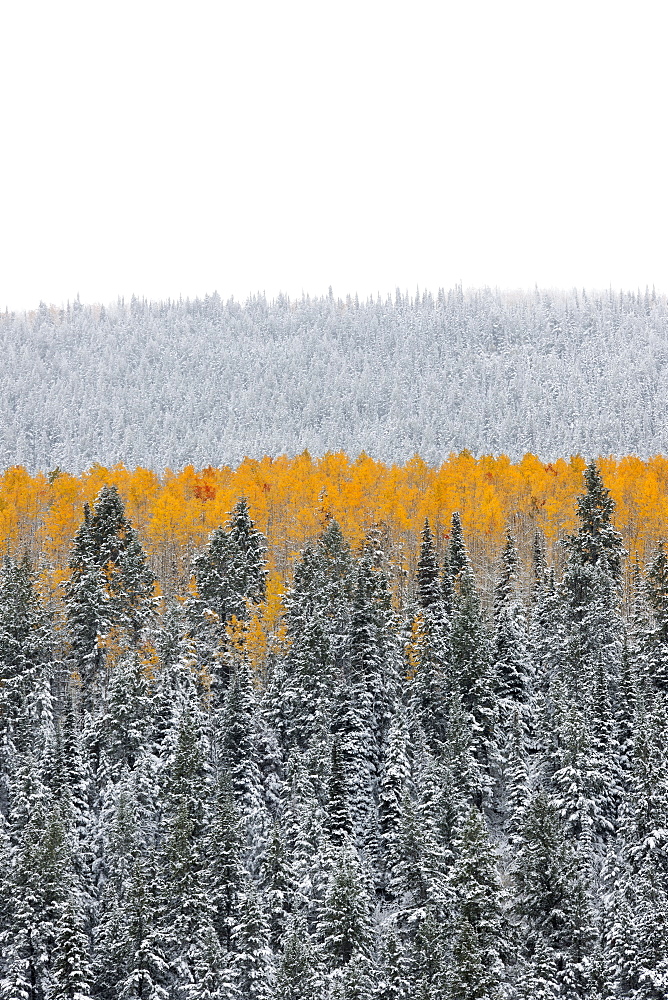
[448,511,469,582]
[319,847,372,970]
[645,541,668,692]
[219,658,266,846]
[416,519,440,611]
[102,651,155,781]
[409,905,449,1000]
[409,524,451,748]
[0,554,55,755]
[560,461,625,698]
[65,486,155,707]
[326,738,353,847]
[374,926,409,1000]
[447,807,506,999]
[450,566,496,800]
[205,774,245,953]
[96,851,169,1000]
[192,498,267,625]
[513,790,596,992]
[231,882,274,1000]
[493,531,530,705]
[50,891,93,1000]
[276,915,322,1000]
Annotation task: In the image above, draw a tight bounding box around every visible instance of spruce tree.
[65,486,155,708]
[493,531,530,705]
[318,846,372,970]
[560,461,625,696]
[231,882,274,1000]
[0,554,55,754]
[192,498,267,625]
[448,511,469,582]
[276,915,322,1000]
[205,773,245,953]
[513,790,596,990]
[416,519,441,610]
[447,806,507,999]
[645,541,668,692]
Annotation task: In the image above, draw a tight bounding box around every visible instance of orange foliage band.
[1,452,667,596]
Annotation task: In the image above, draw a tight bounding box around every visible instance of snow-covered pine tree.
[416,519,440,611]
[645,541,668,693]
[409,522,451,748]
[513,789,596,993]
[0,555,55,757]
[65,486,155,709]
[276,914,322,1000]
[448,511,469,583]
[560,461,625,699]
[192,498,267,626]
[318,846,372,974]
[447,806,507,1000]
[450,563,496,804]
[231,881,274,1000]
[493,531,530,705]
[204,772,246,954]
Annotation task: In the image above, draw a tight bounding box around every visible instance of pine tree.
[183,921,237,999]
[276,915,322,1000]
[97,852,169,1000]
[493,531,530,705]
[219,658,266,845]
[4,796,78,1000]
[416,519,440,611]
[0,554,55,754]
[550,700,616,844]
[50,891,93,1000]
[450,566,496,800]
[281,537,345,753]
[374,926,409,1000]
[83,485,156,642]
[65,486,155,708]
[409,905,449,1000]
[447,807,507,999]
[409,524,451,748]
[102,651,155,780]
[513,790,596,989]
[231,882,274,1000]
[259,822,294,951]
[532,530,547,598]
[448,511,469,582]
[513,935,559,999]
[560,461,625,699]
[319,846,372,970]
[192,498,267,625]
[377,710,410,897]
[645,541,668,692]
[205,773,246,952]
[326,738,353,847]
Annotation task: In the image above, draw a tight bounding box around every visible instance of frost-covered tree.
[192,498,267,625]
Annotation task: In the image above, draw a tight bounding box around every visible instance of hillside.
[3,286,668,471]
[0,463,667,997]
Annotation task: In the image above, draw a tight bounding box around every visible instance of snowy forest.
[3,286,668,471]
[1,461,667,998]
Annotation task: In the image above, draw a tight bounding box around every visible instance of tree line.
[0,463,667,997]
[4,451,668,601]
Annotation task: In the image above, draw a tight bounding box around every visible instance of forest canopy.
[1,459,667,997]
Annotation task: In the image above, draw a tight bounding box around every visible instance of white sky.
[2,0,667,311]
